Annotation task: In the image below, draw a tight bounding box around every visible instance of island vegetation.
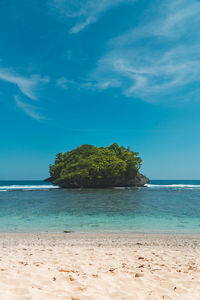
[47,143,149,188]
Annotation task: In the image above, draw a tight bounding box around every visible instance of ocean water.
[0,180,200,234]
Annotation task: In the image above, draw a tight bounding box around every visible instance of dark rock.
[49,173,149,188]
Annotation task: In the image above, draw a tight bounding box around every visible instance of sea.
[0,180,200,234]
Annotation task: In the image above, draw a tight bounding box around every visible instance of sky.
[1,0,200,180]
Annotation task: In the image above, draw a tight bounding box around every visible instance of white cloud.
[87,0,200,102]
[15,96,46,120]
[56,77,74,90]
[49,0,136,34]
[81,78,120,91]
[0,68,49,100]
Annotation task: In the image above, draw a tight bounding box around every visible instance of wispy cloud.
[14,96,46,120]
[81,78,120,91]
[49,0,136,34]
[56,77,74,90]
[0,67,49,120]
[0,68,49,100]
[87,0,200,102]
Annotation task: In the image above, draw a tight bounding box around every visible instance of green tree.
[49,143,143,188]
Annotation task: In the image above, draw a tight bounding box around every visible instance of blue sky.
[1,0,200,180]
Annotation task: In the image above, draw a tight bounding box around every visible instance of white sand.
[0,233,199,299]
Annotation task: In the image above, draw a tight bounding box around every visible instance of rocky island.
[46,143,149,188]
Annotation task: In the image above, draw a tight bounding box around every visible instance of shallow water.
[0,180,200,233]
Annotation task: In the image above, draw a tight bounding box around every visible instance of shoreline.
[1,229,200,235]
[0,231,200,247]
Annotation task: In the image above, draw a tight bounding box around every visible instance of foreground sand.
[0,233,200,299]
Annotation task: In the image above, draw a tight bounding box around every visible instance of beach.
[0,233,200,300]
[1,182,200,299]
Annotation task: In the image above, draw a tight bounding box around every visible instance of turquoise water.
[0,180,200,233]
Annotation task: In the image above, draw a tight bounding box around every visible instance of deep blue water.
[0,180,200,233]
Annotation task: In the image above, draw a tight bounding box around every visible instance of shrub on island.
[47,143,149,188]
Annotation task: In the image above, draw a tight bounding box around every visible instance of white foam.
[145,184,200,188]
[0,185,59,191]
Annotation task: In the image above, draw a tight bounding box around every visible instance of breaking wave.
[0,185,59,191]
[145,184,200,189]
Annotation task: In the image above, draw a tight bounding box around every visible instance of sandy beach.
[0,233,199,299]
